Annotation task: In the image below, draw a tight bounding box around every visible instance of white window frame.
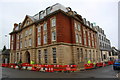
[52,31,56,41]
[92,40,94,47]
[51,18,56,27]
[43,23,47,31]
[88,39,91,46]
[38,36,41,45]
[40,11,44,19]
[78,24,81,31]
[20,41,22,49]
[76,34,79,43]
[79,35,82,43]
[29,28,32,35]
[26,20,30,25]
[29,38,32,46]
[74,23,77,30]
[44,34,47,44]
[46,7,51,15]
[84,37,86,45]
[38,26,41,33]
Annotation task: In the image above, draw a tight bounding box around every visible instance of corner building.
[10,3,100,70]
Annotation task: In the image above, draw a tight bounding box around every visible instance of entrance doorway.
[25,51,30,63]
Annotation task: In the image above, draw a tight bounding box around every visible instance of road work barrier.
[29,64,77,72]
[96,63,103,67]
[1,61,114,72]
[108,61,114,65]
[84,63,94,69]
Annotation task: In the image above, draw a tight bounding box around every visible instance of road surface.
[1,65,120,79]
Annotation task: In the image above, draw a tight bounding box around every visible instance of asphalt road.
[1,65,120,78]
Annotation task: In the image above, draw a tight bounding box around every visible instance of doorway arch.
[25,51,30,63]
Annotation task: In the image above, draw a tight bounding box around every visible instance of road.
[1,65,120,79]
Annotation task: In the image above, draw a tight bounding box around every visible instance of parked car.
[113,59,120,70]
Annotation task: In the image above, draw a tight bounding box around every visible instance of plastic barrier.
[9,63,16,68]
[84,63,94,69]
[103,63,106,67]
[2,63,77,72]
[96,63,103,67]
[2,63,9,67]
[108,61,114,65]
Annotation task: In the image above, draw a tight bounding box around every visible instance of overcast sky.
[0,0,119,49]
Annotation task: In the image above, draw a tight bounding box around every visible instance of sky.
[0,0,119,49]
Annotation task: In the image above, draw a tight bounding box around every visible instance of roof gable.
[21,15,36,28]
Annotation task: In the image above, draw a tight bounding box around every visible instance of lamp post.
[5,35,9,49]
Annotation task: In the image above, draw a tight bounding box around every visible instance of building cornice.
[10,9,97,35]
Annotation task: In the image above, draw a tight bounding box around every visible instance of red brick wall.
[81,25,84,46]
[85,31,88,46]
[47,18,51,44]
[56,12,75,43]
[90,32,92,47]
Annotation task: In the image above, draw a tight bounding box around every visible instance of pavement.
[1,65,120,79]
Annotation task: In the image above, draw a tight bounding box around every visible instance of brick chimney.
[14,23,18,28]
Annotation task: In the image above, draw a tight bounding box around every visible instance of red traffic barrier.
[108,61,114,65]
[96,63,103,67]
[84,63,94,69]
[2,63,9,67]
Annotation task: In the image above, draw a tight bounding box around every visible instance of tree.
[2,45,6,52]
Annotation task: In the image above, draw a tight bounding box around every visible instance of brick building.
[94,26,112,63]
[9,3,101,69]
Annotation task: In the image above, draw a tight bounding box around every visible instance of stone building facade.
[9,3,101,69]
[94,26,112,62]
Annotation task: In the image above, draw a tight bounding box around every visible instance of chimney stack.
[14,23,18,28]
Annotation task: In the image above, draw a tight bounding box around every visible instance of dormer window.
[39,11,44,19]
[46,7,51,15]
[83,18,86,25]
[90,23,93,28]
[66,7,72,12]
[86,21,89,26]
[73,11,77,15]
